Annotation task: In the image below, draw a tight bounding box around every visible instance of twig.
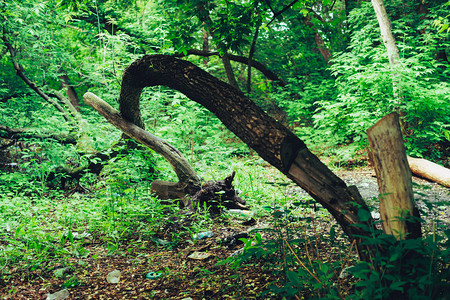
[283,238,321,283]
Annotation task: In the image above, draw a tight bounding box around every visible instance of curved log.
[113,54,376,260]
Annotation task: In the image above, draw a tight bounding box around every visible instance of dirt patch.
[289,168,450,227]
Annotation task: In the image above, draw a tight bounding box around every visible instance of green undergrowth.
[218,203,450,299]
[0,150,448,298]
[0,154,292,282]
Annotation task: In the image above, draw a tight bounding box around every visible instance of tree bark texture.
[407,156,450,188]
[367,112,421,239]
[115,54,376,260]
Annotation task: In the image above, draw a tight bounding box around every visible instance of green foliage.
[348,229,450,299]
[315,1,450,158]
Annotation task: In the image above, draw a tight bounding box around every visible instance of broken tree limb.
[173,49,288,87]
[407,156,450,188]
[367,112,421,239]
[108,54,377,261]
[83,93,247,211]
[83,92,202,189]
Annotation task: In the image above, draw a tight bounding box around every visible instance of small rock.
[106,270,121,283]
[53,267,72,278]
[46,289,69,300]
[72,231,91,239]
[227,209,253,217]
[152,237,170,246]
[222,232,249,249]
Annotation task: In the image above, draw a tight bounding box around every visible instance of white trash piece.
[107,270,121,283]
[46,289,69,300]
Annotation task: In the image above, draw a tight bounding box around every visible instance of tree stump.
[367,112,421,239]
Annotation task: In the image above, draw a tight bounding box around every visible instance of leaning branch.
[173,49,287,87]
[2,37,74,124]
[111,55,376,261]
[83,92,201,186]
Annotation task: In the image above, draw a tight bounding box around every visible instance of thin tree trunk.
[371,0,402,103]
[247,24,260,92]
[202,26,209,67]
[105,54,377,261]
[221,52,240,90]
[59,74,80,112]
[303,16,333,65]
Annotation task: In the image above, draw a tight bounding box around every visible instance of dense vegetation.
[0,0,449,298]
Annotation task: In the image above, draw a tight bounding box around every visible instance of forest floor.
[1,169,449,300]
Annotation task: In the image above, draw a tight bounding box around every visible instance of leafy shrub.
[313,1,450,159]
[348,229,450,299]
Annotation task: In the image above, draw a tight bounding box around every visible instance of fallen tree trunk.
[93,54,377,261]
[407,156,450,188]
[0,125,77,144]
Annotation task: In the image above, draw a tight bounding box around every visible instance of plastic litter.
[146,271,163,279]
[46,289,69,300]
[371,211,381,219]
[106,270,121,283]
[339,266,353,279]
[227,209,253,217]
[188,251,213,260]
[152,238,170,246]
[192,231,213,240]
